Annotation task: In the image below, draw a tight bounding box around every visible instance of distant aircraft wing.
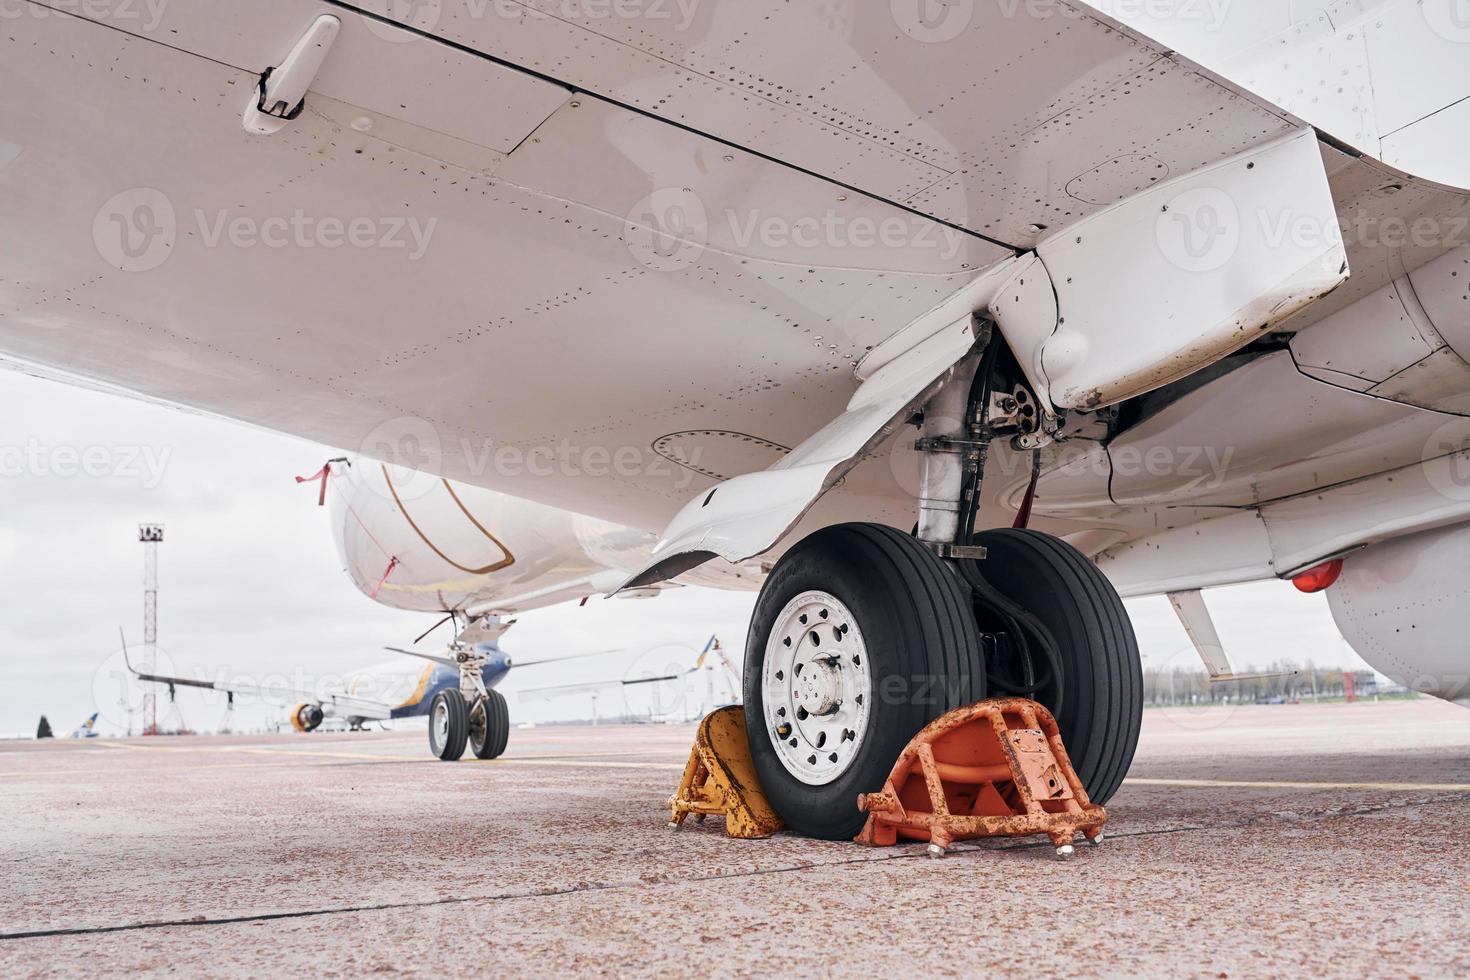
[516,670,696,703]
[120,630,393,721]
[515,637,717,701]
[383,646,457,668]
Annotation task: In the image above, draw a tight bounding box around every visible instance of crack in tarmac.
[5,793,1457,942]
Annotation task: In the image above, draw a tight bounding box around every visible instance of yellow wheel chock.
[668,705,784,839]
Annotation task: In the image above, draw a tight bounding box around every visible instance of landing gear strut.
[743,327,1141,837]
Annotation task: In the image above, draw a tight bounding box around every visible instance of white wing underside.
[3,0,1469,582]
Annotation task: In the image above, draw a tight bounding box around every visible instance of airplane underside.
[6,0,1470,832]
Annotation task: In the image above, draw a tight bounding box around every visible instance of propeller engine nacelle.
[290,702,325,733]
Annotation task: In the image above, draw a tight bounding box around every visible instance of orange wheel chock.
[669,705,784,839]
[855,698,1107,859]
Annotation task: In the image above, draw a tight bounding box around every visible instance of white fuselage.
[327,458,761,615]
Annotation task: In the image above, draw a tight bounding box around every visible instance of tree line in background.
[1143,662,1405,706]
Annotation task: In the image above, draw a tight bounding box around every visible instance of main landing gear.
[743,329,1142,839]
[429,689,510,761]
[744,522,1142,840]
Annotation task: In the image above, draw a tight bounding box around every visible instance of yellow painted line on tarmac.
[1126,777,1470,792]
[231,747,413,763]
[0,760,408,778]
[480,758,685,771]
[90,740,173,751]
[0,754,686,778]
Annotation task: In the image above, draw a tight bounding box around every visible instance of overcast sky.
[0,367,1368,738]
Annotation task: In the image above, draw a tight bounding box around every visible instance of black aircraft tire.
[743,523,985,840]
[471,690,510,760]
[429,689,469,762]
[959,529,1142,804]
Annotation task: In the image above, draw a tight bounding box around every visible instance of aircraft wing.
[516,670,698,704]
[515,636,718,701]
[4,1,1468,577]
[121,634,394,721]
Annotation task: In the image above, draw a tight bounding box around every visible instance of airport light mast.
[139,524,163,736]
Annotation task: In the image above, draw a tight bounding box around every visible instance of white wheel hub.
[762,591,872,786]
[432,698,450,745]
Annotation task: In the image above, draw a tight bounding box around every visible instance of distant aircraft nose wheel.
[956,529,1143,805]
[428,689,469,761]
[468,689,510,760]
[744,523,985,840]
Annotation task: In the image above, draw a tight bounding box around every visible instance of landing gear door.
[991,129,1347,413]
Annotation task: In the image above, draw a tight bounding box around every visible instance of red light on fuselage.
[1291,558,1343,593]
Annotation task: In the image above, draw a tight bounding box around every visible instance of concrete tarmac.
[3,700,1469,976]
